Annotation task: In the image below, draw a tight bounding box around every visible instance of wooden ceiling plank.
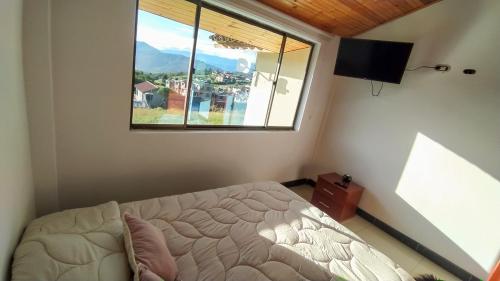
[362,1,400,20]
[200,8,310,52]
[387,0,418,14]
[139,1,196,26]
[333,2,378,25]
[256,0,441,36]
[338,0,387,24]
[140,0,441,43]
[407,0,425,6]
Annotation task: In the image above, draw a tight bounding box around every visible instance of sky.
[136,10,257,63]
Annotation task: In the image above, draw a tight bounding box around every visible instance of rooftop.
[135,81,158,93]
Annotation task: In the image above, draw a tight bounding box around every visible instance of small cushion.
[139,264,165,281]
[11,201,130,281]
[123,213,177,281]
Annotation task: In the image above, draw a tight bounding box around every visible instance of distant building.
[166,79,188,96]
[211,94,231,110]
[215,73,235,84]
[134,81,158,108]
[192,81,214,97]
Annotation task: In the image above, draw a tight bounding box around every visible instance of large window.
[130,0,313,130]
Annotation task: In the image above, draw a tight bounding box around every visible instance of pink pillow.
[138,264,165,281]
[123,213,177,281]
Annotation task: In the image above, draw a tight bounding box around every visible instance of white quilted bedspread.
[120,182,414,281]
[11,201,130,281]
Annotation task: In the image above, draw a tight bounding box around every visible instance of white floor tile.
[289,185,314,202]
[341,215,373,233]
[356,224,424,274]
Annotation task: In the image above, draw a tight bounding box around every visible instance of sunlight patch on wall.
[396,133,500,272]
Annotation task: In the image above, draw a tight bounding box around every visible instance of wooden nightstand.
[311,173,364,222]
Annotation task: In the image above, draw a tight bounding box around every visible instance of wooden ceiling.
[139,0,311,53]
[256,0,441,36]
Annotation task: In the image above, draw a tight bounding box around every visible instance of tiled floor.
[289,185,460,281]
[290,184,314,202]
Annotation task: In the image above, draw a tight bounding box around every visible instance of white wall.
[309,0,500,278]
[0,0,36,278]
[23,0,59,216]
[24,0,336,211]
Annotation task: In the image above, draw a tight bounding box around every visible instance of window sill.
[129,124,296,131]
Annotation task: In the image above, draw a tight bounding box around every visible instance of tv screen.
[334,38,413,84]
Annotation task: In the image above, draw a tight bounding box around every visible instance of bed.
[12,181,414,281]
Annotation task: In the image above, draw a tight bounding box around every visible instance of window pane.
[131,0,196,125]
[268,38,312,127]
[187,7,283,126]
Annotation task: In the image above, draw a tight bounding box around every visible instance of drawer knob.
[323,188,334,196]
[318,201,330,208]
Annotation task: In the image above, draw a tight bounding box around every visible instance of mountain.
[135,42,220,73]
[161,49,239,72]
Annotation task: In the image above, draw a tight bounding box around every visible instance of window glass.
[131,0,196,125]
[130,0,313,129]
[187,7,283,126]
[268,37,312,127]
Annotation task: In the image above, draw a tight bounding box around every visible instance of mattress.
[11,201,130,281]
[119,182,414,281]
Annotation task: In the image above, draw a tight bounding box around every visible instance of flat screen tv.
[334,38,413,84]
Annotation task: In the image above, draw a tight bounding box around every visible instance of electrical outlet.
[434,64,451,72]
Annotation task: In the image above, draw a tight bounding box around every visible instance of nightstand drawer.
[316,181,347,203]
[311,192,343,218]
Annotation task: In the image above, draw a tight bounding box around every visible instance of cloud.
[137,25,193,51]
